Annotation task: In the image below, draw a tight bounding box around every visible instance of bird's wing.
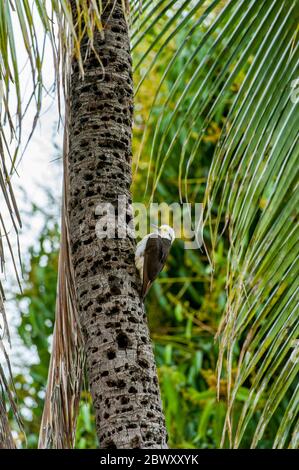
[141,236,171,299]
[160,238,172,264]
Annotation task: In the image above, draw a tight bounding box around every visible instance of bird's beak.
[151,224,159,230]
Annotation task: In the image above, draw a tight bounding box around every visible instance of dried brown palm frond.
[38,191,85,449]
[0,398,15,449]
[38,89,85,448]
[0,278,23,447]
[0,141,22,445]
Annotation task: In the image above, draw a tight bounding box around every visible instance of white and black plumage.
[135,225,175,299]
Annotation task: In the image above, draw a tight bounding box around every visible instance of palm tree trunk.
[68,0,168,448]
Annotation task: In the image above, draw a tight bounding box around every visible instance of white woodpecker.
[135,224,175,299]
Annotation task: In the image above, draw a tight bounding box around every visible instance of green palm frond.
[132,0,299,448]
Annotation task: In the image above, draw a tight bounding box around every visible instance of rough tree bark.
[68,1,168,448]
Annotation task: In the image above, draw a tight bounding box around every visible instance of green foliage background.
[9,19,290,448]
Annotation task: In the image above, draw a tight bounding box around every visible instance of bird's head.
[158,224,175,243]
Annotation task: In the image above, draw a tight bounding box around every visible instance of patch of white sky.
[1,5,63,384]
